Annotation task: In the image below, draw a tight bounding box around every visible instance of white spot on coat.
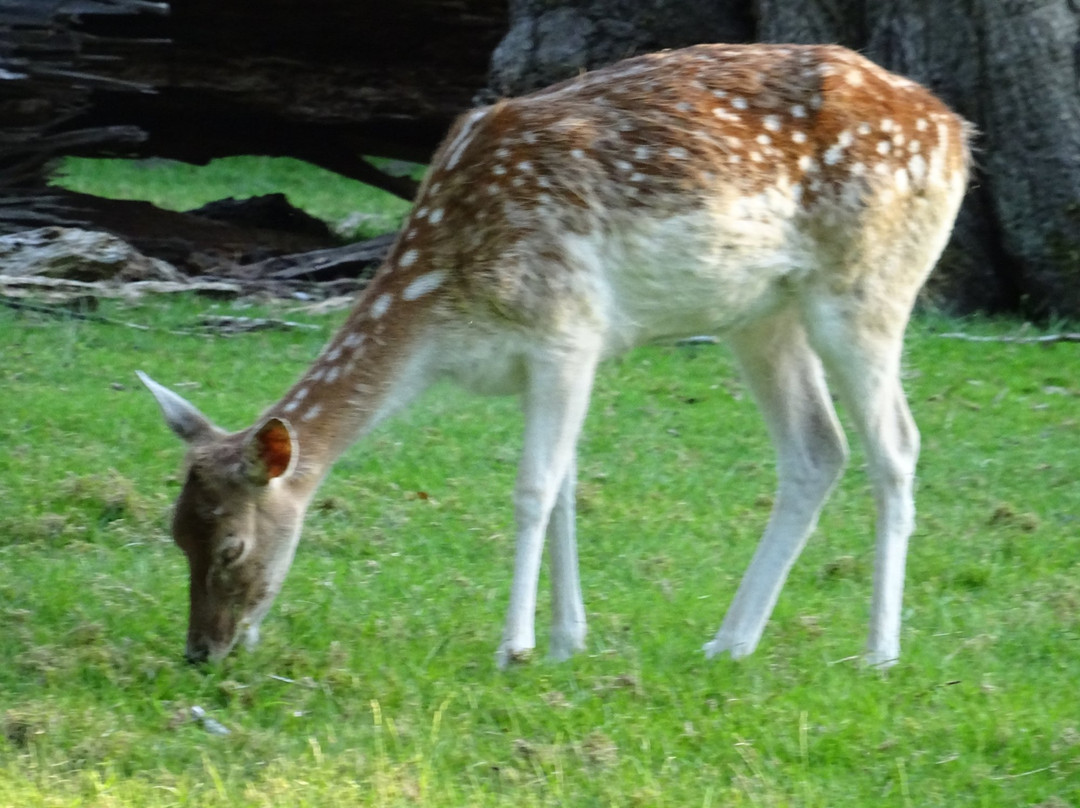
[908,153,928,184]
[402,270,447,301]
[370,293,392,319]
[894,167,910,193]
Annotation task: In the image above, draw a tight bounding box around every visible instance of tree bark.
[488,0,753,97]
[0,0,166,186]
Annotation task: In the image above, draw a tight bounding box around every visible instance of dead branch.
[0,275,242,299]
[239,233,395,283]
[938,332,1080,344]
[197,315,319,334]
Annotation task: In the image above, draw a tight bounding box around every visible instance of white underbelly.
[594,203,815,353]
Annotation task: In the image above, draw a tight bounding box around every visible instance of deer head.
[138,371,306,662]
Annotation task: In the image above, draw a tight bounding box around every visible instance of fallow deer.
[140,43,971,668]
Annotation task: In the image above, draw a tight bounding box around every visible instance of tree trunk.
[488,0,753,97]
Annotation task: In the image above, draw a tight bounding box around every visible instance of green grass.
[51,156,416,239]
[1,297,1078,807]
[6,156,1079,804]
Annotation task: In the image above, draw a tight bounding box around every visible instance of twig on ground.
[198,315,319,334]
[938,332,1080,344]
[267,673,319,688]
[1,295,151,330]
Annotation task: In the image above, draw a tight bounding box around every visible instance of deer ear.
[137,371,220,445]
[243,417,297,485]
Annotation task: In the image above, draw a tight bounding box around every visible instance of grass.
[1,298,1077,807]
[51,156,417,239]
[2,156,1077,805]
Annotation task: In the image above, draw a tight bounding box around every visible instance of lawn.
[51,156,417,240]
[0,157,1076,806]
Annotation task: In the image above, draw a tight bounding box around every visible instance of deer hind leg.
[802,296,921,668]
[705,310,849,660]
[497,340,600,669]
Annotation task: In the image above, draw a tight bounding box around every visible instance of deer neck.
[263,268,445,489]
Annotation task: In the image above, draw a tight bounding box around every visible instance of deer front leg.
[547,456,587,661]
[496,345,599,669]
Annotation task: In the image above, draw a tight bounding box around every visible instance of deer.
[139,43,971,669]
